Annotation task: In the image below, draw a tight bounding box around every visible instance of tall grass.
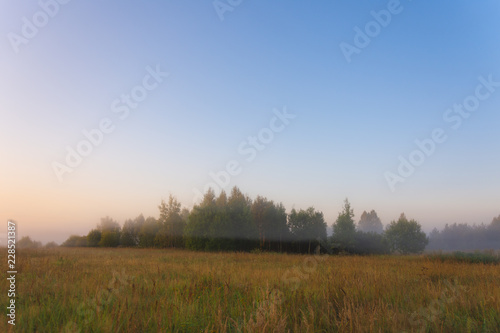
[425,250,500,265]
[1,248,499,332]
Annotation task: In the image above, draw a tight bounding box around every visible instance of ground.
[1,248,499,332]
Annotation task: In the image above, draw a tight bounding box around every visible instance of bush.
[17,236,42,249]
[353,231,390,255]
[99,231,120,247]
[45,241,59,248]
[62,235,87,247]
[385,214,428,254]
[87,229,102,247]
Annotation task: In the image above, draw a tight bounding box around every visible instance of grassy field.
[1,248,499,332]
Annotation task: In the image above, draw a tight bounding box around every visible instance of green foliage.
[62,235,88,247]
[87,216,121,247]
[120,214,145,247]
[184,190,221,251]
[288,206,327,253]
[120,224,137,247]
[99,231,121,247]
[17,236,42,249]
[184,208,214,250]
[353,231,390,255]
[156,195,186,248]
[69,189,498,256]
[226,187,258,250]
[251,196,289,251]
[358,210,384,234]
[384,213,428,254]
[138,217,160,248]
[97,216,121,233]
[331,199,357,253]
[185,187,258,251]
[87,229,102,247]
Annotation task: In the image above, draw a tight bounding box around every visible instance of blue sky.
[1,0,499,244]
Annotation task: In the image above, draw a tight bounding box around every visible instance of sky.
[1,0,499,245]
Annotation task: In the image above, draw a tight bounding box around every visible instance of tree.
[87,229,102,247]
[358,210,383,234]
[216,190,227,207]
[353,231,389,255]
[331,199,357,253]
[201,188,216,207]
[184,188,221,251]
[270,203,291,252]
[138,217,160,248]
[227,187,258,251]
[180,208,190,222]
[185,187,258,251]
[97,216,121,233]
[426,222,493,251]
[120,219,137,247]
[96,216,121,247]
[17,236,42,249]
[384,213,428,254]
[288,207,327,253]
[99,231,121,247]
[45,241,59,248]
[62,235,87,247]
[251,196,289,251]
[156,195,186,248]
[487,215,500,248]
[490,215,500,231]
[121,214,145,247]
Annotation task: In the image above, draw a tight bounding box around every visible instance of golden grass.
[1,248,499,332]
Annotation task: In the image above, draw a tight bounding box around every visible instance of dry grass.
[1,248,499,332]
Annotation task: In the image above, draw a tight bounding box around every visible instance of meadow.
[1,248,499,332]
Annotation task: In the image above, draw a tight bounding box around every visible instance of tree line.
[58,186,451,255]
[426,216,500,252]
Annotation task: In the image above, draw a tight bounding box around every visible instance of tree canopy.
[331,199,357,252]
[385,213,428,254]
[358,210,384,234]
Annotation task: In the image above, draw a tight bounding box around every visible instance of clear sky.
[1,0,499,244]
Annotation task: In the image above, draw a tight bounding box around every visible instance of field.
[2,248,499,332]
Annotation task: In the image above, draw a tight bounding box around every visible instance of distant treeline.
[427,218,500,252]
[59,186,500,255]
